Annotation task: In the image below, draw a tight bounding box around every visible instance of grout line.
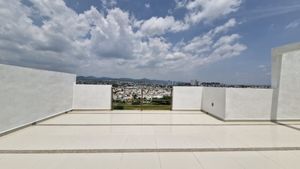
[157,152,162,169]
[72,109,111,111]
[193,152,205,169]
[200,110,225,121]
[68,112,206,115]
[272,121,300,131]
[153,133,162,169]
[120,152,125,167]
[35,123,285,126]
[1,147,300,154]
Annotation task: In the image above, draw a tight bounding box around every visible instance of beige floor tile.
[70,110,112,114]
[123,135,157,149]
[259,151,300,169]
[204,126,250,148]
[156,135,190,148]
[229,151,282,169]
[0,126,127,150]
[40,113,112,124]
[2,111,300,151]
[120,153,160,169]
[111,114,142,124]
[278,121,300,125]
[195,152,244,169]
[290,125,300,129]
[159,152,203,169]
[0,154,122,169]
[186,135,218,148]
[142,114,172,124]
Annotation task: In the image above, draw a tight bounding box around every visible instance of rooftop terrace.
[1,110,300,169]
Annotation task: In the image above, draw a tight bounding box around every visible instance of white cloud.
[174,20,246,68]
[184,0,242,24]
[101,0,117,9]
[84,7,139,59]
[285,20,300,29]
[136,19,246,70]
[175,0,188,9]
[246,4,300,21]
[258,65,266,69]
[139,16,188,36]
[209,18,237,36]
[139,0,241,37]
[145,3,150,8]
[0,0,246,79]
[213,34,241,48]
[166,52,186,61]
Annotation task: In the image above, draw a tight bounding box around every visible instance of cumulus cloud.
[184,0,242,24]
[285,20,300,30]
[171,20,246,68]
[209,18,237,36]
[140,16,188,36]
[138,0,242,37]
[0,0,246,78]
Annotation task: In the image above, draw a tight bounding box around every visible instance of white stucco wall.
[225,88,273,120]
[201,87,226,119]
[0,64,75,134]
[72,85,112,110]
[172,86,202,110]
[272,44,300,120]
[271,47,283,120]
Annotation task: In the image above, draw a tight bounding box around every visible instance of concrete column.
[271,43,300,120]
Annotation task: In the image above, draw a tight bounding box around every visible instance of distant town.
[77,76,271,108]
[77,76,271,88]
[77,76,174,106]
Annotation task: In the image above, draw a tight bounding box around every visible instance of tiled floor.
[0,110,300,168]
[1,151,300,169]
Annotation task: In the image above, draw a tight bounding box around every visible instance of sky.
[0,0,300,85]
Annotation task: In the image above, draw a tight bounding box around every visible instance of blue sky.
[1,0,300,85]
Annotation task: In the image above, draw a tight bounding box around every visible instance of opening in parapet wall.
[112,86,172,110]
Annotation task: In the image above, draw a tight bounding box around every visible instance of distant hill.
[76,76,186,85]
[76,76,270,88]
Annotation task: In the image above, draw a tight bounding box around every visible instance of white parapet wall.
[0,64,76,134]
[172,86,202,110]
[72,84,112,110]
[271,43,300,120]
[201,87,273,120]
[202,87,226,119]
[225,88,273,120]
[172,86,273,120]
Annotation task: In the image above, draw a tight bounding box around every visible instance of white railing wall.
[271,43,300,120]
[172,86,202,110]
[72,84,112,110]
[0,64,76,134]
[172,86,273,120]
[202,87,226,119]
[225,88,273,120]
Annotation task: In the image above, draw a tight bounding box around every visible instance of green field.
[112,103,171,110]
